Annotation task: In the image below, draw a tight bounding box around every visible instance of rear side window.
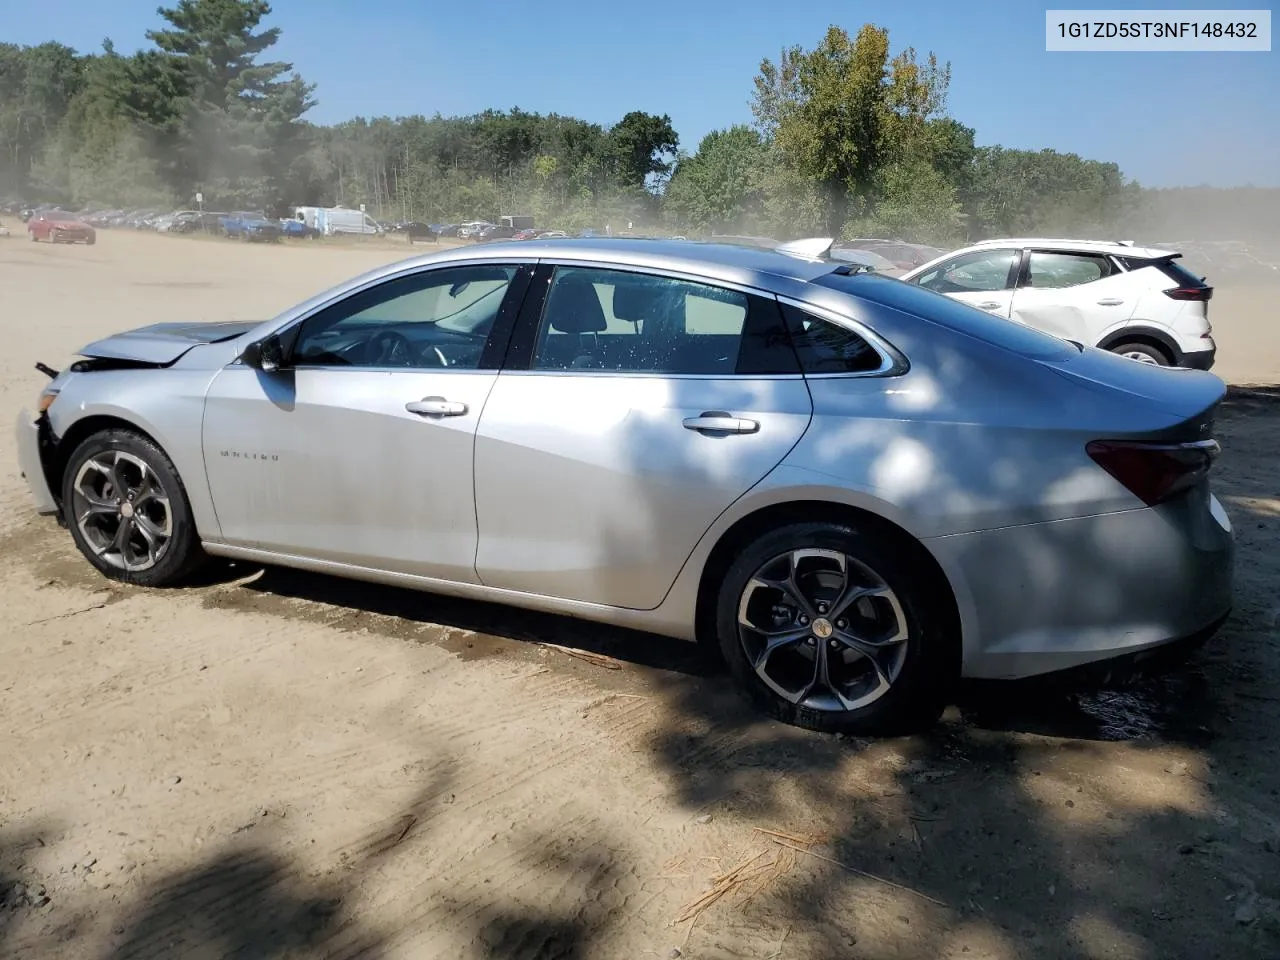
[529,266,798,375]
[1023,251,1116,288]
[812,272,1079,361]
[780,304,884,374]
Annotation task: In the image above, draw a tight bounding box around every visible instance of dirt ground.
[1,230,1278,960]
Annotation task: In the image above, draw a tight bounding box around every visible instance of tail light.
[1164,286,1213,301]
[1086,439,1220,507]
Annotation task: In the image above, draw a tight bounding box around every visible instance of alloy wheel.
[736,548,909,712]
[1121,350,1161,365]
[71,451,173,572]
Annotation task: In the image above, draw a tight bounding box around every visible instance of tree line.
[1,1,1272,244]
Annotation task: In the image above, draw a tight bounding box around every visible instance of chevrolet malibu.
[16,239,1234,733]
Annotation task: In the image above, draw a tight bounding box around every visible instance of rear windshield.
[1119,255,1209,288]
[811,271,1079,360]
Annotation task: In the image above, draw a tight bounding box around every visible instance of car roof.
[968,237,1178,259]
[384,237,843,287]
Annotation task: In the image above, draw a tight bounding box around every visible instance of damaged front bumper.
[15,408,60,516]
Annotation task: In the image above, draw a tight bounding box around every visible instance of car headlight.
[37,386,59,414]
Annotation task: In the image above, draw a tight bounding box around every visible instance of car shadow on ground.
[8,391,1276,959]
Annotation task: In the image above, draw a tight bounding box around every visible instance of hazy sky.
[4,0,1277,187]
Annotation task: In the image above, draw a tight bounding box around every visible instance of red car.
[28,211,96,245]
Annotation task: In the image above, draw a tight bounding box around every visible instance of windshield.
[812,271,1079,361]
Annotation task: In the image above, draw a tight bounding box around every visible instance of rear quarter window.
[812,272,1079,361]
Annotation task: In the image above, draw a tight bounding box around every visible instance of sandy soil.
[1,230,1279,960]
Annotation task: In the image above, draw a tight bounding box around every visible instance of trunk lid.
[78,320,261,365]
[1039,344,1226,420]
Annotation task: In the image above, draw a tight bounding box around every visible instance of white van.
[293,206,382,236]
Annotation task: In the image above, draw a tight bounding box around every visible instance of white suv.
[899,239,1216,369]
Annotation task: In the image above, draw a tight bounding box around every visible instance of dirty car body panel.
[17,238,1233,689]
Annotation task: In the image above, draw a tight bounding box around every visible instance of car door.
[472,263,814,610]
[1009,249,1140,344]
[909,248,1020,317]
[201,261,532,581]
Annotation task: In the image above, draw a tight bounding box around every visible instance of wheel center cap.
[120,502,135,518]
[811,617,833,639]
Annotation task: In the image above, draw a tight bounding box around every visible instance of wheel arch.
[1096,325,1182,364]
[692,499,964,679]
[47,413,174,513]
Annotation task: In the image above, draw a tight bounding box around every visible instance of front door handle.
[683,412,760,435]
[976,301,1002,310]
[405,396,468,417]
[1097,298,1124,306]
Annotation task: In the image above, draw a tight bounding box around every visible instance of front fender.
[46,368,222,537]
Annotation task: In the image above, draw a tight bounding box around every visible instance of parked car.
[278,217,321,239]
[385,221,438,242]
[457,221,494,239]
[534,230,569,240]
[826,247,902,275]
[155,211,202,233]
[844,239,945,270]
[901,239,1217,369]
[27,210,96,245]
[474,224,516,241]
[17,238,1233,734]
[511,229,540,240]
[220,212,282,242]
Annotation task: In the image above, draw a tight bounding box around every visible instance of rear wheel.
[1110,341,1170,366]
[61,429,206,587]
[715,521,951,734]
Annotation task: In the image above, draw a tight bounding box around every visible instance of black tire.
[715,521,951,735]
[61,428,206,587]
[1109,341,1170,366]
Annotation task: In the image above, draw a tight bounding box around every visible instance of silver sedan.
[16,238,1234,733]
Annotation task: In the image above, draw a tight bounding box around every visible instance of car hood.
[78,320,261,365]
[1040,344,1226,419]
[45,218,92,229]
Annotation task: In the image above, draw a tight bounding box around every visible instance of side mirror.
[241,334,285,372]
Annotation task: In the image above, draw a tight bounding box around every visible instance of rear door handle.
[976,301,1002,310]
[683,412,760,435]
[1097,298,1124,306]
[405,396,468,417]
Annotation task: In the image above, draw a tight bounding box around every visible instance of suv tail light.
[1086,439,1220,506]
[1164,286,1213,301]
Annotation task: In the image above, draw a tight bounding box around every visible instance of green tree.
[665,125,767,233]
[966,147,1137,237]
[751,24,953,236]
[147,0,316,208]
[606,111,679,190]
[0,42,85,195]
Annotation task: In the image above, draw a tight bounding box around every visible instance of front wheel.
[715,522,951,735]
[1109,342,1170,366]
[61,428,206,586]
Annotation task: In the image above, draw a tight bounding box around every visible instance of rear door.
[472,263,812,609]
[1010,249,1142,344]
[908,248,1019,317]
